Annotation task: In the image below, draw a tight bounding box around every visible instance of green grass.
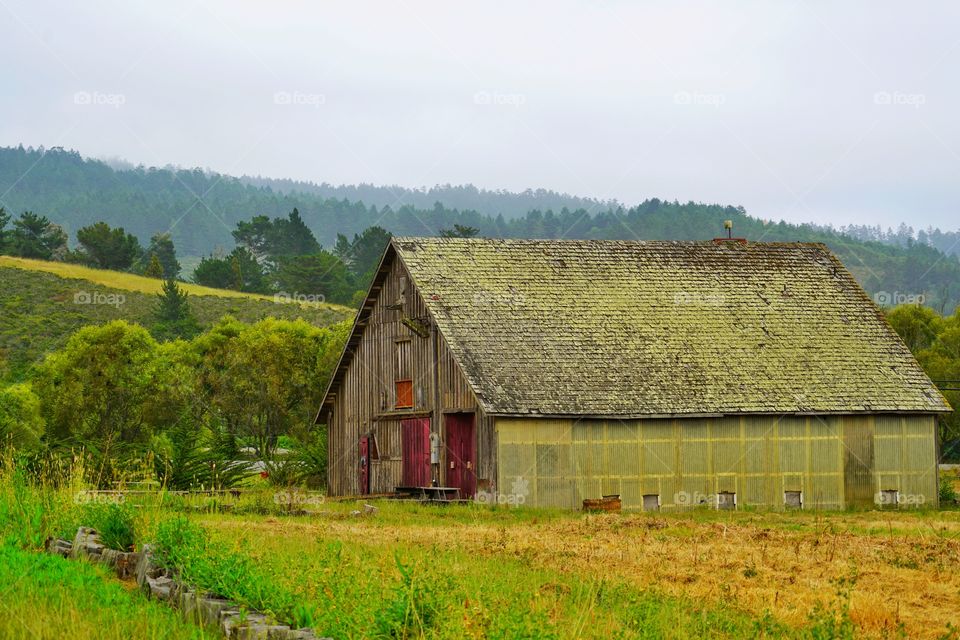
[3,465,959,639]
[0,262,353,379]
[0,544,210,640]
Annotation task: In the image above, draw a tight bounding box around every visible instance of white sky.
[2,1,959,230]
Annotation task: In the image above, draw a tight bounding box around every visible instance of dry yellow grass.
[0,255,351,312]
[205,509,960,639]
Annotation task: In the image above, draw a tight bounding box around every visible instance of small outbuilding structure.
[318,237,949,509]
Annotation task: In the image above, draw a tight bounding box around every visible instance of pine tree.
[152,278,200,340]
[145,254,164,278]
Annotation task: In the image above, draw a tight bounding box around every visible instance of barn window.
[784,491,802,509]
[717,491,736,510]
[642,494,660,511]
[395,340,413,409]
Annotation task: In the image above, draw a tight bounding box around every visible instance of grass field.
[4,469,960,639]
[181,501,960,640]
[0,258,353,379]
[0,255,338,304]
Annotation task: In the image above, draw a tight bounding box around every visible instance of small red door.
[358,435,370,495]
[445,413,476,498]
[401,418,431,487]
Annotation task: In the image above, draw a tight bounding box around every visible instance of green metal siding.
[496,414,938,510]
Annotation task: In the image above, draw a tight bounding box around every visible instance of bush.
[81,502,136,551]
[940,472,959,506]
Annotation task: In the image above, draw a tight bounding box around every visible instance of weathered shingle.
[393,237,949,416]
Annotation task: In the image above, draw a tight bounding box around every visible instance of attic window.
[717,491,736,510]
[784,491,802,509]
[642,494,660,512]
[395,340,413,409]
[395,380,414,409]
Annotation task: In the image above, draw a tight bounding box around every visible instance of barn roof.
[390,237,949,417]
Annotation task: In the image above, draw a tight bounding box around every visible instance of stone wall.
[45,527,329,640]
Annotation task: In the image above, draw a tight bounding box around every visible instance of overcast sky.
[2,1,958,230]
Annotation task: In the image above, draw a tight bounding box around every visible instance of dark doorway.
[445,413,477,498]
[401,418,431,487]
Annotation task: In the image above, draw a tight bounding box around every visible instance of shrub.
[940,472,959,506]
[81,502,136,551]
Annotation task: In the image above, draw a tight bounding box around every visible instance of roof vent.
[713,220,747,245]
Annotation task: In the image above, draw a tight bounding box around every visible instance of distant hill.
[237,175,619,220]
[0,257,353,381]
[1,145,959,311]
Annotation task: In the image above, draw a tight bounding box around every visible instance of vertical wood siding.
[326,255,495,496]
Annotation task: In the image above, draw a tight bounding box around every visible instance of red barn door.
[358,435,370,495]
[401,418,431,487]
[445,413,476,498]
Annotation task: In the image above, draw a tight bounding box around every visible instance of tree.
[232,208,320,268]
[75,221,143,270]
[335,226,392,280]
[145,254,164,278]
[192,247,268,293]
[273,208,321,257]
[0,383,44,449]
[886,304,942,352]
[10,211,68,260]
[274,251,353,304]
[137,232,181,279]
[0,207,10,253]
[33,320,161,458]
[191,317,347,458]
[440,224,480,238]
[152,278,201,341]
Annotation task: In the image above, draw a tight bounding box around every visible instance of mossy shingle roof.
[393,237,949,417]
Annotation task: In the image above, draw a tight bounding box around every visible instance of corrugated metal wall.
[496,414,937,510]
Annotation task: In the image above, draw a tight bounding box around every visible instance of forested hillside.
[2,145,959,310]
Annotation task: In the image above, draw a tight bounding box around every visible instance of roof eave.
[314,241,398,424]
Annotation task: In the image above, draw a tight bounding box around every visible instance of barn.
[317,237,950,509]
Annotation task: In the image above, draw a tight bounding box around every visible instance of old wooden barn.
[317,237,950,509]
